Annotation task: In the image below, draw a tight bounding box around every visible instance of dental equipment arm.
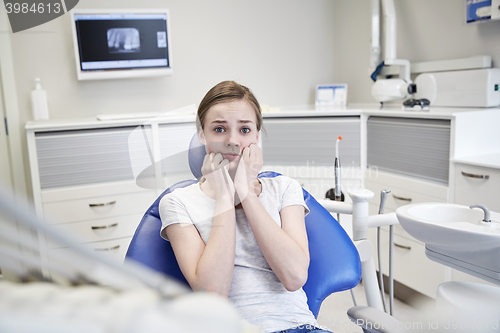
[347,188,385,312]
[316,200,353,215]
[380,0,410,82]
[371,0,415,104]
[319,188,404,332]
[371,0,381,69]
[368,212,399,228]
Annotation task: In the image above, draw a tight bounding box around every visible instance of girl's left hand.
[234,143,263,201]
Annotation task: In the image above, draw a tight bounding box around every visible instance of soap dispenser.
[31,78,49,120]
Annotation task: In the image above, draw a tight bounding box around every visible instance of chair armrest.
[347,306,409,333]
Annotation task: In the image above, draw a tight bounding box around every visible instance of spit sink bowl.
[396,202,500,284]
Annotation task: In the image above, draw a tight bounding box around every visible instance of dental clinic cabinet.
[26,117,197,267]
[363,108,500,297]
[26,107,500,295]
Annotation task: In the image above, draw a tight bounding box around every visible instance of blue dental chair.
[125,135,361,318]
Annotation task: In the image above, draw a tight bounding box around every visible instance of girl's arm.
[241,195,309,292]
[235,145,310,291]
[166,153,236,297]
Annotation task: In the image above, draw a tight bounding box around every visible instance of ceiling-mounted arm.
[381,0,397,62]
[370,0,381,69]
[371,0,414,103]
[380,0,411,82]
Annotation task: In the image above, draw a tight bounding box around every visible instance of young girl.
[159,81,333,333]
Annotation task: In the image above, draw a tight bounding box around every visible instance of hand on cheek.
[201,152,235,202]
[234,144,263,201]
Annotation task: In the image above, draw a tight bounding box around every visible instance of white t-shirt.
[159,175,316,332]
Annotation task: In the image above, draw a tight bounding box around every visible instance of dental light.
[370,0,416,103]
[371,77,416,103]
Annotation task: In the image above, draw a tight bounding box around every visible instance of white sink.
[396,203,500,285]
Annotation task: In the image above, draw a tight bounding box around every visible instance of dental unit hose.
[377,189,390,313]
[389,224,394,316]
[377,189,395,316]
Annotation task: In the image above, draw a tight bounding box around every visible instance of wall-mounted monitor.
[70,9,172,81]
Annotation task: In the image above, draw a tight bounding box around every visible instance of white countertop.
[453,153,500,169]
[262,103,496,119]
[27,104,499,132]
[25,113,197,131]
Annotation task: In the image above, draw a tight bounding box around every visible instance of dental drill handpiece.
[334,136,343,202]
[378,189,391,214]
[334,157,341,202]
[334,136,343,223]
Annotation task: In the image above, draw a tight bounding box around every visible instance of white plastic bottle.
[31,78,49,120]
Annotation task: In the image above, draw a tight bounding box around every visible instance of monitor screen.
[71,9,172,80]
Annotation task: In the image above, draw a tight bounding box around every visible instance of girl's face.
[199,99,260,169]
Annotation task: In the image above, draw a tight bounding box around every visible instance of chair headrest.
[188,133,205,180]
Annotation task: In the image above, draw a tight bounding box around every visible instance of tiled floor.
[316,283,432,333]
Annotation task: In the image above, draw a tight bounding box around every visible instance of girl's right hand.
[201,153,235,203]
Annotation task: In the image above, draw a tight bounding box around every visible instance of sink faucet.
[470,204,491,222]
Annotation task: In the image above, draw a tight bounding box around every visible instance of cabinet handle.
[94,245,120,251]
[394,243,411,250]
[89,201,116,207]
[91,223,118,230]
[392,194,412,202]
[461,171,489,180]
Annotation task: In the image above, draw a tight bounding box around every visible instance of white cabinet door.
[35,126,153,189]
[454,163,500,212]
[262,117,361,167]
[28,120,195,268]
[367,116,451,185]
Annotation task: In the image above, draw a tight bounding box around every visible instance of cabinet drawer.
[365,171,448,241]
[454,163,500,212]
[43,191,156,224]
[46,214,142,248]
[365,171,448,211]
[366,179,447,212]
[368,228,446,299]
[48,237,132,264]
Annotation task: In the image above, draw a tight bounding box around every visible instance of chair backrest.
[126,135,361,318]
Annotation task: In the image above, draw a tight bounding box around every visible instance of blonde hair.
[197,81,263,133]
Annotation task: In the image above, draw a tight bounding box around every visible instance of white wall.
[333,0,500,104]
[10,0,336,120]
[6,0,500,199]
[3,0,336,199]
